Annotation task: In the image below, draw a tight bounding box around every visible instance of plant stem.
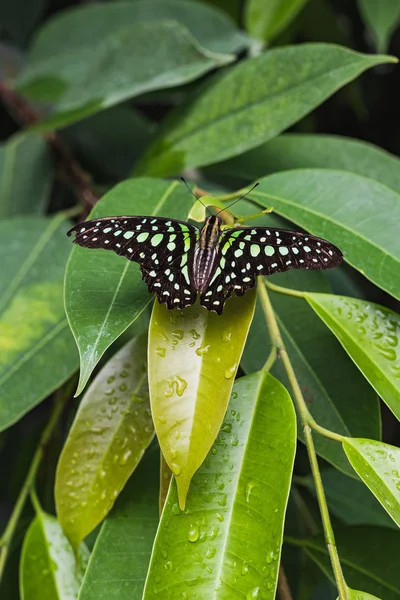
[262,346,277,373]
[0,390,69,583]
[257,279,349,600]
[266,280,306,299]
[277,564,293,600]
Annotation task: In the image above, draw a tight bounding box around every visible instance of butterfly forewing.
[200,227,342,313]
[67,216,198,310]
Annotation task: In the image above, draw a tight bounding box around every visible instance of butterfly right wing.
[67,216,199,310]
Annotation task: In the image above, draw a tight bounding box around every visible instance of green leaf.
[305,294,400,421]
[241,213,379,476]
[135,44,394,177]
[20,512,89,600]
[214,134,400,195]
[294,525,400,599]
[16,0,246,131]
[78,448,159,600]
[55,332,153,550]
[0,134,52,218]
[346,590,381,600]
[0,214,78,432]
[143,371,296,599]
[148,289,256,509]
[357,0,400,53]
[64,177,193,395]
[252,170,400,300]
[245,0,309,41]
[343,438,400,529]
[299,469,396,529]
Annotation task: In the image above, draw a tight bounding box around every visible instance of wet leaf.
[345,590,381,600]
[0,134,52,218]
[64,177,193,395]
[0,214,78,432]
[305,294,400,420]
[135,45,393,176]
[294,525,400,599]
[253,170,400,300]
[78,448,159,600]
[16,0,247,131]
[245,0,309,41]
[143,371,296,599]
[241,212,379,476]
[214,133,400,195]
[357,0,400,53]
[159,452,172,514]
[299,469,396,529]
[20,512,89,600]
[343,438,400,529]
[148,289,256,509]
[55,333,153,550]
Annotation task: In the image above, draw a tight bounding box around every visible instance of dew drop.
[245,481,256,503]
[187,525,199,543]
[156,347,167,358]
[206,547,216,559]
[196,344,210,356]
[107,376,115,384]
[164,561,173,570]
[225,364,238,379]
[190,329,201,340]
[165,376,187,398]
[171,463,181,476]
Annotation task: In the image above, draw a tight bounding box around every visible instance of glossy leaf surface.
[17,1,245,130]
[135,45,393,176]
[343,438,400,528]
[215,133,400,194]
[56,333,153,549]
[143,371,296,599]
[0,134,52,218]
[345,591,381,600]
[245,0,308,41]
[300,469,396,529]
[65,178,192,395]
[241,213,379,476]
[148,289,256,509]
[20,512,89,600]
[78,448,159,600]
[306,294,400,420]
[253,170,400,300]
[357,0,400,52]
[0,215,78,432]
[297,525,400,599]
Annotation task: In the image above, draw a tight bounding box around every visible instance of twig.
[257,279,349,600]
[0,81,99,212]
[0,387,70,583]
[277,564,293,600]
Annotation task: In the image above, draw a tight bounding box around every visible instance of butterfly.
[67,200,343,315]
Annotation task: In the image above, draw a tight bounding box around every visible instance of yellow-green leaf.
[148,290,256,509]
[55,333,153,550]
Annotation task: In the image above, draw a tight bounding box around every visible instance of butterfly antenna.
[181,177,211,216]
[215,182,260,217]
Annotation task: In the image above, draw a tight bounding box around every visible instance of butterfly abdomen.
[192,215,222,293]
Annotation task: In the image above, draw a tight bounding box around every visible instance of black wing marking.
[67,216,199,310]
[200,227,343,314]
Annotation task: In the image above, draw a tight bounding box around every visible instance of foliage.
[0,1,399,599]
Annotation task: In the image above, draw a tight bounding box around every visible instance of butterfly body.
[68,213,343,314]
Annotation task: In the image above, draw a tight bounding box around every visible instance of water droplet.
[171,463,181,476]
[211,447,218,455]
[224,364,238,379]
[164,561,173,570]
[245,481,256,503]
[118,450,132,466]
[107,376,115,384]
[174,430,181,440]
[216,513,224,522]
[241,562,249,576]
[221,423,232,433]
[161,548,168,559]
[120,370,129,378]
[156,347,166,357]
[187,525,199,542]
[171,503,181,515]
[119,383,127,392]
[165,375,187,398]
[247,586,260,599]
[190,329,201,340]
[196,344,210,356]
[159,415,167,424]
[217,493,227,507]
[222,331,232,342]
[206,547,216,559]
[170,447,178,460]
[173,329,184,340]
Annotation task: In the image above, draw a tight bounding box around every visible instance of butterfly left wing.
[200,227,343,314]
[67,216,199,310]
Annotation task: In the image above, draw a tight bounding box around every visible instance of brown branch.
[0,81,99,213]
[277,564,293,600]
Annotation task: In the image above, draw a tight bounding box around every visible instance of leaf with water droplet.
[142,371,296,599]
[307,294,400,421]
[55,332,154,550]
[20,512,89,600]
[343,437,400,528]
[148,289,256,510]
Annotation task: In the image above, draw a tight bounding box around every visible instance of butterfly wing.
[200,227,343,314]
[67,216,199,310]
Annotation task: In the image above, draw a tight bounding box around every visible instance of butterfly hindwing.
[67,216,199,310]
[200,227,342,313]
